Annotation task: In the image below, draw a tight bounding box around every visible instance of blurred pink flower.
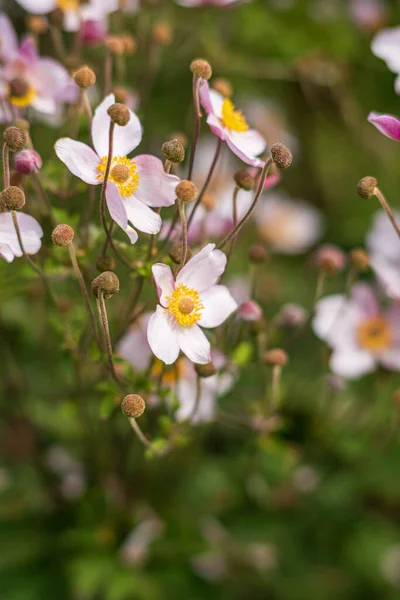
[238,300,262,321]
[0,14,77,121]
[0,212,43,263]
[371,26,400,93]
[199,81,266,167]
[55,94,179,244]
[148,244,237,364]
[350,0,386,32]
[313,283,400,378]
[368,111,400,141]
[367,210,400,299]
[14,149,42,174]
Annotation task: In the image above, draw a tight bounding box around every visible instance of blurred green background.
[2,0,400,598]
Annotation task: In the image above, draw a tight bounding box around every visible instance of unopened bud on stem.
[91,271,120,299]
[121,394,146,418]
[271,143,292,170]
[264,348,288,367]
[162,139,185,164]
[3,127,27,152]
[190,58,212,80]
[51,224,74,246]
[73,65,96,89]
[357,176,377,199]
[176,180,197,203]
[107,103,130,126]
[234,169,255,191]
[2,186,25,210]
[195,362,217,378]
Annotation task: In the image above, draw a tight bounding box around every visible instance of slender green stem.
[96,292,121,386]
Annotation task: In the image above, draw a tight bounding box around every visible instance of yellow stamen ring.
[96,155,139,197]
[356,316,391,352]
[221,98,249,133]
[167,284,204,328]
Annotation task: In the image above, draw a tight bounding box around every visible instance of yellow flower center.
[166,284,204,328]
[96,156,139,197]
[57,0,79,10]
[221,98,249,133]
[356,316,391,352]
[8,78,36,108]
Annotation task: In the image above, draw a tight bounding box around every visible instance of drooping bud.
[274,303,308,328]
[105,35,125,55]
[121,394,146,418]
[176,180,197,203]
[350,248,369,272]
[91,271,120,299]
[51,224,74,246]
[357,176,377,199]
[96,255,116,272]
[195,362,217,378]
[315,244,346,275]
[2,186,25,210]
[264,348,288,367]
[73,65,96,89]
[3,127,27,152]
[248,244,268,264]
[169,241,192,264]
[270,143,293,170]
[212,78,233,98]
[190,58,212,80]
[234,169,255,191]
[238,300,263,322]
[107,103,130,126]
[162,139,185,164]
[152,21,172,45]
[14,149,42,175]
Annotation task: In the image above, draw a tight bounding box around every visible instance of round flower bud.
[105,35,125,55]
[350,248,369,272]
[357,176,377,199]
[26,16,48,35]
[81,19,107,45]
[238,300,263,322]
[176,180,197,203]
[121,34,136,54]
[315,244,346,275]
[96,255,116,272]
[107,103,130,126]
[264,348,288,367]
[73,65,96,89]
[190,58,212,80]
[271,143,293,170]
[91,271,120,299]
[234,169,255,191]
[2,186,25,210]
[248,244,268,264]
[275,303,308,328]
[169,241,192,264]
[195,362,217,378]
[152,22,172,46]
[212,77,233,98]
[14,149,42,175]
[162,139,185,164]
[51,224,74,246]
[3,127,27,152]
[121,394,145,418]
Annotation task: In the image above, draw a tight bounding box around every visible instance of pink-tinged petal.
[152,263,175,307]
[371,26,400,73]
[238,300,262,322]
[385,303,400,344]
[351,283,380,316]
[91,94,142,158]
[225,129,267,167]
[122,196,161,234]
[19,36,38,62]
[199,285,237,328]
[312,295,362,348]
[370,256,400,300]
[64,9,80,32]
[330,345,376,379]
[106,182,138,244]
[368,112,400,141]
[379,349,400,371]
[0,212,43,259]
[206,113,225,140]
[13,0,56,14]
[177,324,211,364]
[147,306,180,365]
[176,380,216,423]
[55,138,99,185]
[32,96,57,115]
[0,243,14,263]
[31,58,72,99]
[134,155,179,207]
[199,81,224,117]
[0,14,18,61]
[117,313,152,371]
[177,243,227,292]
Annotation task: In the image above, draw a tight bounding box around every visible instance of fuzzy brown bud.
[169,241,192,264]
[162,139,185,164]
[107,103,130,126]
[96,255,116,272]
[264,348,288,367]
[249,244,268,264]
[73,66,96,89]
[51,224,74,246]
[152,22,172,46]
[105,35,125,55]
[357,176,377,199]
[350,248,369,272]
[121,394,145,418]
[212,78,233,98]
[234,169,255,191]
[91,271,120,299]
[176,180,197,203]
[2,186,25,210]
[3,127,27,152]
[26,16,48,35]
[195,362,217,378]
[190,58,212,80]
[271,143,293,170]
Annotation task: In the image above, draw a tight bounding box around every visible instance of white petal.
[0,14,19,60]
[351,283,380,316]
[379,349,400,371]
[177,243,227,293]
[0,212,43,258]
[152,263,175,307]
[121,196,161,234]
[177,325,211,364]
[199,81,224,117]
[106,182,138,244]
[312,294,361,348]
[134,154,179,207]
[176,380,216,424]
[330,346,376,379]
[55,138,99,185]
[0,243,14,263]
[147,306,180,365]
[91,94,142,158]
[370,255,400,300]
[199,285,237,328]
[64,9,80,32]
[371,26,400,73]
[225,129,266,166]
[117,314,152,371]
[14,0,56,15]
